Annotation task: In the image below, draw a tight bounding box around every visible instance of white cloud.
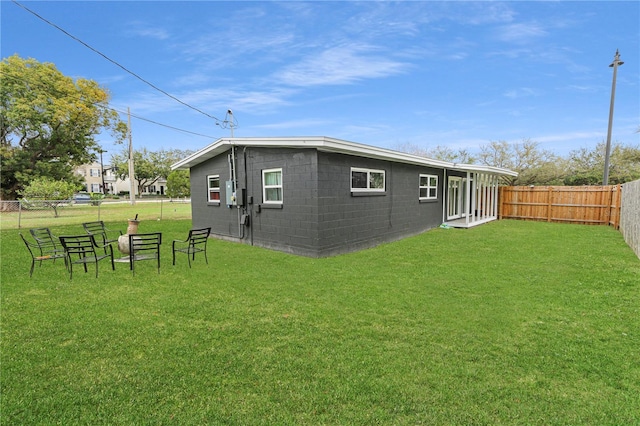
[125,21,170,40]
[254,119,333,130]
[118,86,295,116]
[341,123,394,140]
[276,44,409,87]
[504,87,542,99]
[565,84,598,93]
[97,74,127,85]
[534,131,605,144]
[496,22,548,44]
[172,72,215,88]
[460,3,517,25]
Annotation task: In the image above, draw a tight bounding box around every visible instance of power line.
[109,106,216,139]
[11,0,223,123]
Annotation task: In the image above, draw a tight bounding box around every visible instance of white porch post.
[465,171,471,227]
[492,175,499,218]
[482,173,491,219]
[480,174,484,218]
[471,172,477,224]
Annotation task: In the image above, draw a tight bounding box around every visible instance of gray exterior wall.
[315,152,444,256]
[190,149,240,238]
[245,147,320,256]
[189,146,445,257]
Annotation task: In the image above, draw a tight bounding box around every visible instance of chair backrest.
[21,232,67,277]
[59,234,114,279]
[29,228,58,248]
[189,227,211,245]
[82,221,107,235]
[130,233,162,255]
[59,234,98,256]
[129,233,162,274]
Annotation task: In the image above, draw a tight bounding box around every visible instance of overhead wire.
[10,0,226,125]
[109,107,216,139]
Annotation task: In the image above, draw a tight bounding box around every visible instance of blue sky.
[2,1,639,161]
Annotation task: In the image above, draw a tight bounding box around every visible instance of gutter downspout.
[244,147,252,246]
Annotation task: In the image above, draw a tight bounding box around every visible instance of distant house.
[172,137,517,257]
[74,162,167,196]
[75,162,105,193]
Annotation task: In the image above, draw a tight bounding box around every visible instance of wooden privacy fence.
[619,179,640,258]
[499,185,622,229]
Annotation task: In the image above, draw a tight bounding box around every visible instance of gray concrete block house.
[172,137,517,257]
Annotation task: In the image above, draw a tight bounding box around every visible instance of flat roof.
[171,136,518,177]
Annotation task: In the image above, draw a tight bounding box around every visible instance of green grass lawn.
[1,219,639,425]
[0,199,192,230]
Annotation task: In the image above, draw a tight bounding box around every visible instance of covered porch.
[442,170,506,229]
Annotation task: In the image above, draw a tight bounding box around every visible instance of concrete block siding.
[190,146,445,257]
[175,137,516,257]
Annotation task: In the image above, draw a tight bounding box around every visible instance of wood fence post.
[547,186,553,222]
[612,184,621,229]
[608,185,613,227]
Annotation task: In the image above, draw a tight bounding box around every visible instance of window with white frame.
[419,174,438,200]
[90,183,101,193]
[207,175,221,203]
[262,168,283,204]
[90,168,101,177]
[351,167,385,192]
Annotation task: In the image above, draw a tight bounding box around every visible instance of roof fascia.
[171,137,518,177]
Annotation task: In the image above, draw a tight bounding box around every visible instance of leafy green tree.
[110,148,193,196]
[424,145,475,164]
[478,139,563,186]
[90,192,104,206]
[0,55,127,200]
[564,141,640,185]
[396,142,475,164]
[166,170,191,198]
[19,177,80,217]
[563,145,602,185]
[110,148,162,197]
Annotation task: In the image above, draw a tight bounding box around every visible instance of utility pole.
[128,107,136,205]
[603,49,623,185]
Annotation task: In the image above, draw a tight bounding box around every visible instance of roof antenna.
[216,109,238,137]
[227,109,235,138]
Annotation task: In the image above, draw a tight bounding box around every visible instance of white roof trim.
[171,137,518,177]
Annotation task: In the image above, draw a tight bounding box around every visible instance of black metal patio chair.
[172,227,211,268]
[59,234,115,279]
[29,227,64,253]
[82,221,123,246]
[20,232,66,277]
[129,232,162,275]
